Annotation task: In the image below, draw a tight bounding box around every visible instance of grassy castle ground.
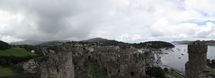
[0,48,35,57]
[0,47,36,77]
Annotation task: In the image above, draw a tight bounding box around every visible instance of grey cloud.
[1,0,215,42]
[0,0,114,41]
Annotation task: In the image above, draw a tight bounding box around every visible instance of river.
[160,45,215,73]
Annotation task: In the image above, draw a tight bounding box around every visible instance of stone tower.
[40,44,75,78]
[185,41,208,78]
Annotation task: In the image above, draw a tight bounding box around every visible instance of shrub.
[146,67,166,78]
[207,59,215,68]
[163,68,169,72]
[0,56,35,66]
[134,41,175,49]
[0,48,37,66]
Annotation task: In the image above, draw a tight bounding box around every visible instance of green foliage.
[146,67,166,78]
[0,47,38,78]
[84,38,129,46]
[0,48,35,57]
[0,40,11,50]
[88,63,108,78]
[135,41,175,49]
[163,68,169,72]
[0,67,15,77]
[0,48,37,66]
[16,45,36,51]
[207,59,215,68]
[165,70,184,78]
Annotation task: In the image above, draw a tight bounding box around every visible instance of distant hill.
[204,40,215,45]
[10,40,46,45]
[133,41,175,49]
[173,40,215,45]
[82,38,110,43]
[83,38,175,49]
[11,40,68,46]
[172,41,193,44]
[0,40,11,50]
[37,41,68,46]
[82,38,129,46]
[10,38,175,49]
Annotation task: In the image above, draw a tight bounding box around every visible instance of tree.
[146,67,166,78]
[207,59,215,68]
[163,68,169,72]
[211,60,215,68]
[0,40,11,50]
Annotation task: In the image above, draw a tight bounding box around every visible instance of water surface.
[160,45,215,72]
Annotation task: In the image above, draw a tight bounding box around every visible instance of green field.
[0,48,35,57]
[0,67,14,77]
[88,63,108,78]
[0,47,36,77]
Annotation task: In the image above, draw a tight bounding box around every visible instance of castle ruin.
[185,41,208,78]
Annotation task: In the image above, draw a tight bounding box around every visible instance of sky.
[0,0,215,43]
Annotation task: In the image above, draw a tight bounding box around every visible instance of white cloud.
[185,0,215,16]
[0,0,215,42]
[150,18,215,41]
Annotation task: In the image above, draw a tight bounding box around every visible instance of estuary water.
[160,45,215,72]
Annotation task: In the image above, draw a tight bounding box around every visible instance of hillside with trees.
[0,40,37,77]
[133,41,175,49]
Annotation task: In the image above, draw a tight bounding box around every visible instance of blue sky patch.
[183,20,215,26]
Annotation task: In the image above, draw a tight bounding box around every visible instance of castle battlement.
[188,41,207,54]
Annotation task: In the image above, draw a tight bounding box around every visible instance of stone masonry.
[186,41,208,78]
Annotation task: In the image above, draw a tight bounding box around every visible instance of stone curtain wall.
[39,42,146,78]
[71,44,146,78]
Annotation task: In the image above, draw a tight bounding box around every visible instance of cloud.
[150,18,215,41]
[0,0,215,42]
[185,0,215,16]
[0,0,114,41]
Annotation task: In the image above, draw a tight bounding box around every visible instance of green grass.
[0,48,35,57]
[0,67,15,77]
[166,71,184,78]
[0,48,37,78]
[88,63,108,78]
[206,68,215,74]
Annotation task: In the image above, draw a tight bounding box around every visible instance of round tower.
[186,41,208,78]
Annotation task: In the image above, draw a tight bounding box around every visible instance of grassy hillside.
[0,48,35,57]
[0,47,37,66]
[133,41,175,49]
[0,47,36,77]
